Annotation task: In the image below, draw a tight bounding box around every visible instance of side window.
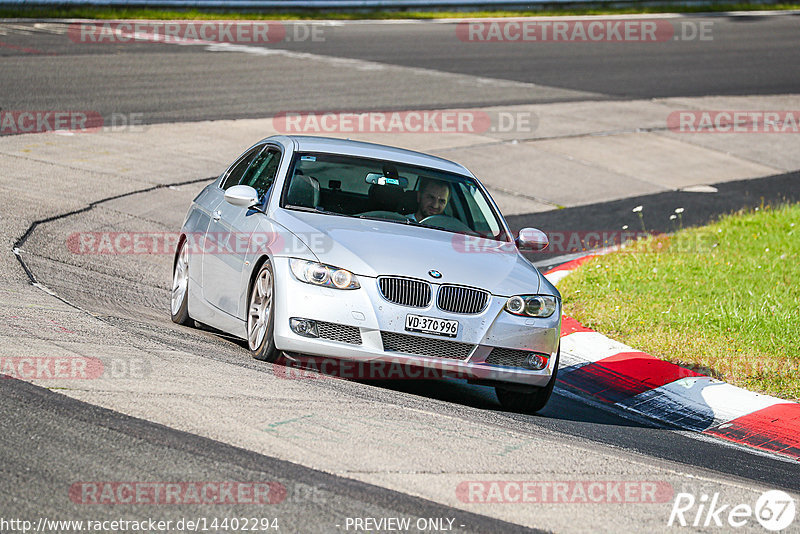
[239,148,280,198]
[220,145,263,190]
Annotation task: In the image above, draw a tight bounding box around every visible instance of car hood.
[273,209,542,296]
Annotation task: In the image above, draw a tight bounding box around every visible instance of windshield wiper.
[286,205,339,216]
[354,214,417,224]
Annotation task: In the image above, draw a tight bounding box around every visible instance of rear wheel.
[495,348,559,414]
[247,260,279,363]
[170,240,192,326]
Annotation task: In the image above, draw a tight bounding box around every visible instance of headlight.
[289,259,360,290]
[504,295,558,318]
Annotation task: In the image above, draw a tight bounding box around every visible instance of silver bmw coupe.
[172,135,561,413]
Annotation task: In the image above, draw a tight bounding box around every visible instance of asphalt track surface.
[2,377,535,533]
[1,14,799,125]
[263,14,800,99]
[2,14,800,532]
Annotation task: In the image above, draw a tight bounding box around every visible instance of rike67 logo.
[668,490,796,531]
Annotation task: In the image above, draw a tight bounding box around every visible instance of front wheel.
[171,239,192,326]
[495,348,559,414]
[247,260,279,363]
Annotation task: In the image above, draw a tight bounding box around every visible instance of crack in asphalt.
[12,176,216,287]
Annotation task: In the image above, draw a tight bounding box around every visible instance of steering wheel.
[418,214,475,234]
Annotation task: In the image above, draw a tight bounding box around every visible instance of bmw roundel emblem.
[428,270,442,279]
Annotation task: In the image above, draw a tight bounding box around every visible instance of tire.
[170,239,192,326]
[247,259,279,363]
[495,347,559,414]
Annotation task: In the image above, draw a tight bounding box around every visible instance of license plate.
[405,314,459,338]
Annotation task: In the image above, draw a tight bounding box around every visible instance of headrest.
[398,189,418,215]
[286,174,320,208]
[368,183,404,212]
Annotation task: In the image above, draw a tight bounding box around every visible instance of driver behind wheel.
[409,177,450,222]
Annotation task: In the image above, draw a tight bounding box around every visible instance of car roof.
[266,135,473,177]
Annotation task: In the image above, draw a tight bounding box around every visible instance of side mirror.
[224,185,260,209]
[516,227,549,251]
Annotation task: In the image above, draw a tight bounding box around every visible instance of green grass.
[559,203,800,402]
[2,3,800,20]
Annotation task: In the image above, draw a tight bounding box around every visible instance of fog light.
[290,318,319,338]
[525,352,548,370]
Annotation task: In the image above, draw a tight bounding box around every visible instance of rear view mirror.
[224,185,260,208]
[365,172,409,188]
[516,228,549,251]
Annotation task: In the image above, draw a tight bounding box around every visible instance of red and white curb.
[545,255,800,462]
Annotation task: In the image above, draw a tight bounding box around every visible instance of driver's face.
[417,184,449,218]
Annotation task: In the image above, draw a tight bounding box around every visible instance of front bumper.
[271,258,561,387]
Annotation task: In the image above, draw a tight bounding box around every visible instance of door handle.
[212,210,221,221]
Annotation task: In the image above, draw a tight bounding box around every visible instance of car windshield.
[281,152,508,241]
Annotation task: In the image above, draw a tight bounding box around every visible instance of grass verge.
[1,3,800,20]
[558,203,800,402]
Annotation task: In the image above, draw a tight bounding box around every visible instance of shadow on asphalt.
[275,354,666,429]
[510,170,800,270]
